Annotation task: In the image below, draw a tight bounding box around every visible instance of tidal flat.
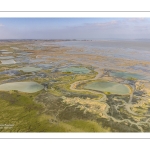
[0,40,150,132]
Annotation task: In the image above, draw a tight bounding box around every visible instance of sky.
[0,18,150,39]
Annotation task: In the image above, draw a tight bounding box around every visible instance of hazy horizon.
[0,18,150,39]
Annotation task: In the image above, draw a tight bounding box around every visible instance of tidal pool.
[0,69,20,76]
[84,81,130,95]
[10,47,19,50]
[0,50,8,52]
[60,67,91,74]
[0,81,44,93]
[2,52,13,54]
[0,56,14,60]
[109,71,144,80]
[16,67,41,72]
[1,59,16,64]
[37,64,54,69]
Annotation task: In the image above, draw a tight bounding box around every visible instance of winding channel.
[69,68,150,132]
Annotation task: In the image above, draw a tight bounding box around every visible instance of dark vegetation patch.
[134,91,144,96]
[132,96,141,103]
[58,104,97,121]
[107,95,130,103]
[60,90,98,99]
[96,117,139,132]
[106,95,136,122]
[34,92,97,121]
[0,91,43,112]
[0,91,59,132]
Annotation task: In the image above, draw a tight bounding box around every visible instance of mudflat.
[0,40,150,132]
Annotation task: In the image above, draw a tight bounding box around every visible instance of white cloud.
[127,18,146,22]
[95,20,118,27]
[82,20,119,29]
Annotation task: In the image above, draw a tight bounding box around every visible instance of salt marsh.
[0,39,150,132]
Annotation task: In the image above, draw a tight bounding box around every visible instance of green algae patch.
[0,82,44,93]
[60,67,91,74]
[84,81,131,95]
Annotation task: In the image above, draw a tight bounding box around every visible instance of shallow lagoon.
[0,81,44,93]
[84,81,130,95]
[60,67,91,74]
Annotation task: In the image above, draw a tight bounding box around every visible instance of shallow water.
[1,52,13,54]
[0,81,44,93]
[60,67,91,74]
[16,66,41,72]
[109,71,145,80]
[37,63,54,69]
[84,81,130,95]
[55,40,150,62]
[1,59,16,64]
[0,69,20,76]
[0,56,14,60]
[129,65,150,74]
[16,53,28,55]
[15,56,46,64]
[10,47,19,50]
[0,50,8,52]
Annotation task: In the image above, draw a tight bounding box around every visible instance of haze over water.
[56,40,150,62]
